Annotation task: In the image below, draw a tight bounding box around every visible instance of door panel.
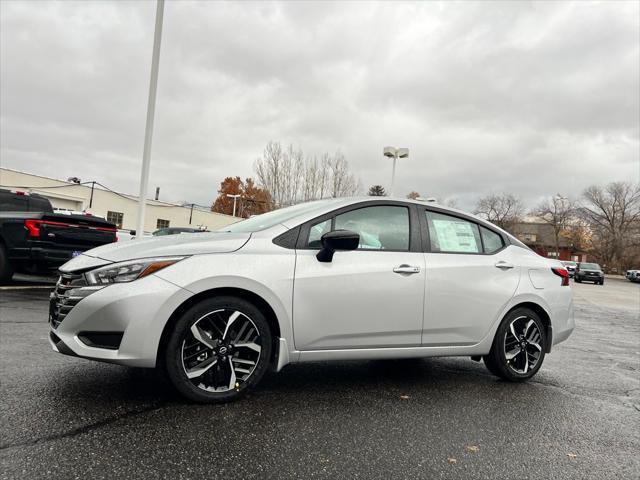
[293,249,425,350]
[423,247,520,346]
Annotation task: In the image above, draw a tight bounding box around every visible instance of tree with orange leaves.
[212,177,273,218]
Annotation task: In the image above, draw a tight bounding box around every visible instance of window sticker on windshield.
[432,219,478,252]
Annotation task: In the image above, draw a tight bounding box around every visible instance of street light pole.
[226,194,241,217]
[383,146,409,197]
[135,0,164,238]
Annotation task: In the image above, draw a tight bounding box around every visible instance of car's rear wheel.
[483,308,546,382]
[165,296,272,403]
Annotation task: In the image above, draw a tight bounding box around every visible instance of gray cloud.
[1,0,638,210]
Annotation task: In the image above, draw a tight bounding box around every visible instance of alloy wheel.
[503,315,543,374]
[181,309,262,392]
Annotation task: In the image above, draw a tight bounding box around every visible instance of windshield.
[221,199,340,233]
[580,263,601,270]
[562,261,577,266]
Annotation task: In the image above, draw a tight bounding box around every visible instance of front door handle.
[393,264,421,274]
[495,261,515,270]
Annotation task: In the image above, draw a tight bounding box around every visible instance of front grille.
[49,272,87,328]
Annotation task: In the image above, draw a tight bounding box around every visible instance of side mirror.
[316,229,359,262]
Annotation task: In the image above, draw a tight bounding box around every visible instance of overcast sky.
[1,0,638,210]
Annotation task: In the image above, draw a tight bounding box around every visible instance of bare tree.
[474,193,524,231]
[328,151,358,198]
[254,142,360,207]
[442,197,459,209]
[580,182,640,271]
[254,141,283,206]
[531,194,576,257]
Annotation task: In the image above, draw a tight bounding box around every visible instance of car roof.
[277,196,518,240]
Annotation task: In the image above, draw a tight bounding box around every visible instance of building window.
[107,211,123,229]
[547,251,559,258]
[156,219,170,229]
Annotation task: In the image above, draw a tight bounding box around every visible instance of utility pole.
[189,203,194,225]
[135,0,164,238]
[89,181,95,208]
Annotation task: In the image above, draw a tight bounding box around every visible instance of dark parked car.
[0,189,116,282]
[561,260,577,277]
[575,262,604,285]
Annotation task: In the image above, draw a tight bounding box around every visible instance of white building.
[0,168,238,233]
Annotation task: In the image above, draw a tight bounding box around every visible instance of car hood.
[579,269,602,273]
[81,231,251,263]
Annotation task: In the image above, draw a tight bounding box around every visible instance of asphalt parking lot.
[1,277,638,479]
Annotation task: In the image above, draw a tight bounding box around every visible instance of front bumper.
[577,274,603,282]
[49,274,192,367]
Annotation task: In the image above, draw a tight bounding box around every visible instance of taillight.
[24,219,116,238]
[552,267,570,286]
[24,219,75,237]
[24,219,41,237]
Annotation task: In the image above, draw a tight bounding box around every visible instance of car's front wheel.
[165,296,272,403]
[483,308,546,382]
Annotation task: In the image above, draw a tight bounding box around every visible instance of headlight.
[84,256,185,285]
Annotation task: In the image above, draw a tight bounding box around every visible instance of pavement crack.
[0,402,168,451]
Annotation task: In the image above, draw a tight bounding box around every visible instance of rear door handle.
[495,261,515,270]
[393,264,421,274]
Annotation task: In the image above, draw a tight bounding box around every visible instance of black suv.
[0,189,116,283]
[574,262,604,285]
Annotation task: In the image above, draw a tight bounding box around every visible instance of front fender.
[155,251,297,360]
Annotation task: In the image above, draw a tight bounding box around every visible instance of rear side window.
[426,211,482,253]
[480,226,504,253]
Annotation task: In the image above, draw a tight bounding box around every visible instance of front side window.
[308,219,331,248]
[107,211,124,229]
[306,205,410,251]
[426,211,482,253]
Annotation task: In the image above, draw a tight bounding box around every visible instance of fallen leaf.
[567,453,577,459]
[466,445,479,453]
[447,458,457,465]
[400,395,410,400]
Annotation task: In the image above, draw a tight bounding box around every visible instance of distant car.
[116,229,136,242]
[575,262,604,285]
[152,227,209,236]
[561,261,577,278]
[626,270,640,283]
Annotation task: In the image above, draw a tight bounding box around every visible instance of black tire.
[599,280,604,285]
[164,296,273,403]
[483,307,546,382]
[0,243,14,285]
[575,278,581,283]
